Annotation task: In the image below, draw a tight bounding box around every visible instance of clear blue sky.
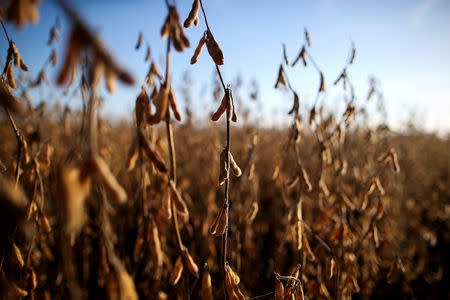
[2,0,449,133]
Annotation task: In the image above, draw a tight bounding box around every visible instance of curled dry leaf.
[205,30,224,65]
[191,34,206,64]
[184,0,200,28]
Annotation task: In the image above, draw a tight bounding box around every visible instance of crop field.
[0,0,448,299]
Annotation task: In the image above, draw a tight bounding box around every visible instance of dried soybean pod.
[191,35,206,64]
[135,87,149,127]
[148,84,169,124]
[183,249,199,277]
[304,28,311,47]
[162,186,172,219]
[286,170,300,190]
[330,258,336,279]
[274,64,287,88]
[133,223,145,262]
[105,69,116,93]
[288,92,300,116]
[6,62,16,89]
[205,30,224,65]
[170,256,184,285]
[296,221,303,250]
[303,236,316,261]
[228,265,240,285]
[57,29,81,85]
[12,242,24,267]
[150,61,163,80]
[149,219,163,268]
[218,147,228,185]
[283,43,289,65]
[125,137,138,171]
[300,166,312,191]
[375,198,384,220]
[184,0,200,28]
[194,16,199,26]
[391,151,400,172]
[292,46,307,67]
[275,276,284,300]
[225,268,238,300]
[215,208,228,236]
[19,57,28,71]
[145,46,151,61]
[229,152,242,177]
[0,78,22,114]
[245,201,259,222]
[229,90,237,122]
[139,131,168,173]
[201,265,213,300]
[295,284,305,300]
[169,180,189,217]
[211,94,226,121]
[319,71,326,92]
[349,42,356,64]
[161,16,170,39]
[168,87,182,122]
[91,154,127,204]
[210,206,224,235]
[135,32,143,49]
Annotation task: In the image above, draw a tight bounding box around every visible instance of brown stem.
[220,89,232,300]
[5,108,22,186]
[164,36,184,252]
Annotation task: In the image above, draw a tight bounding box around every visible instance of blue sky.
[2,0,449,133]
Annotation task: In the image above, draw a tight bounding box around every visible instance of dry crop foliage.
[0,1,448,300]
